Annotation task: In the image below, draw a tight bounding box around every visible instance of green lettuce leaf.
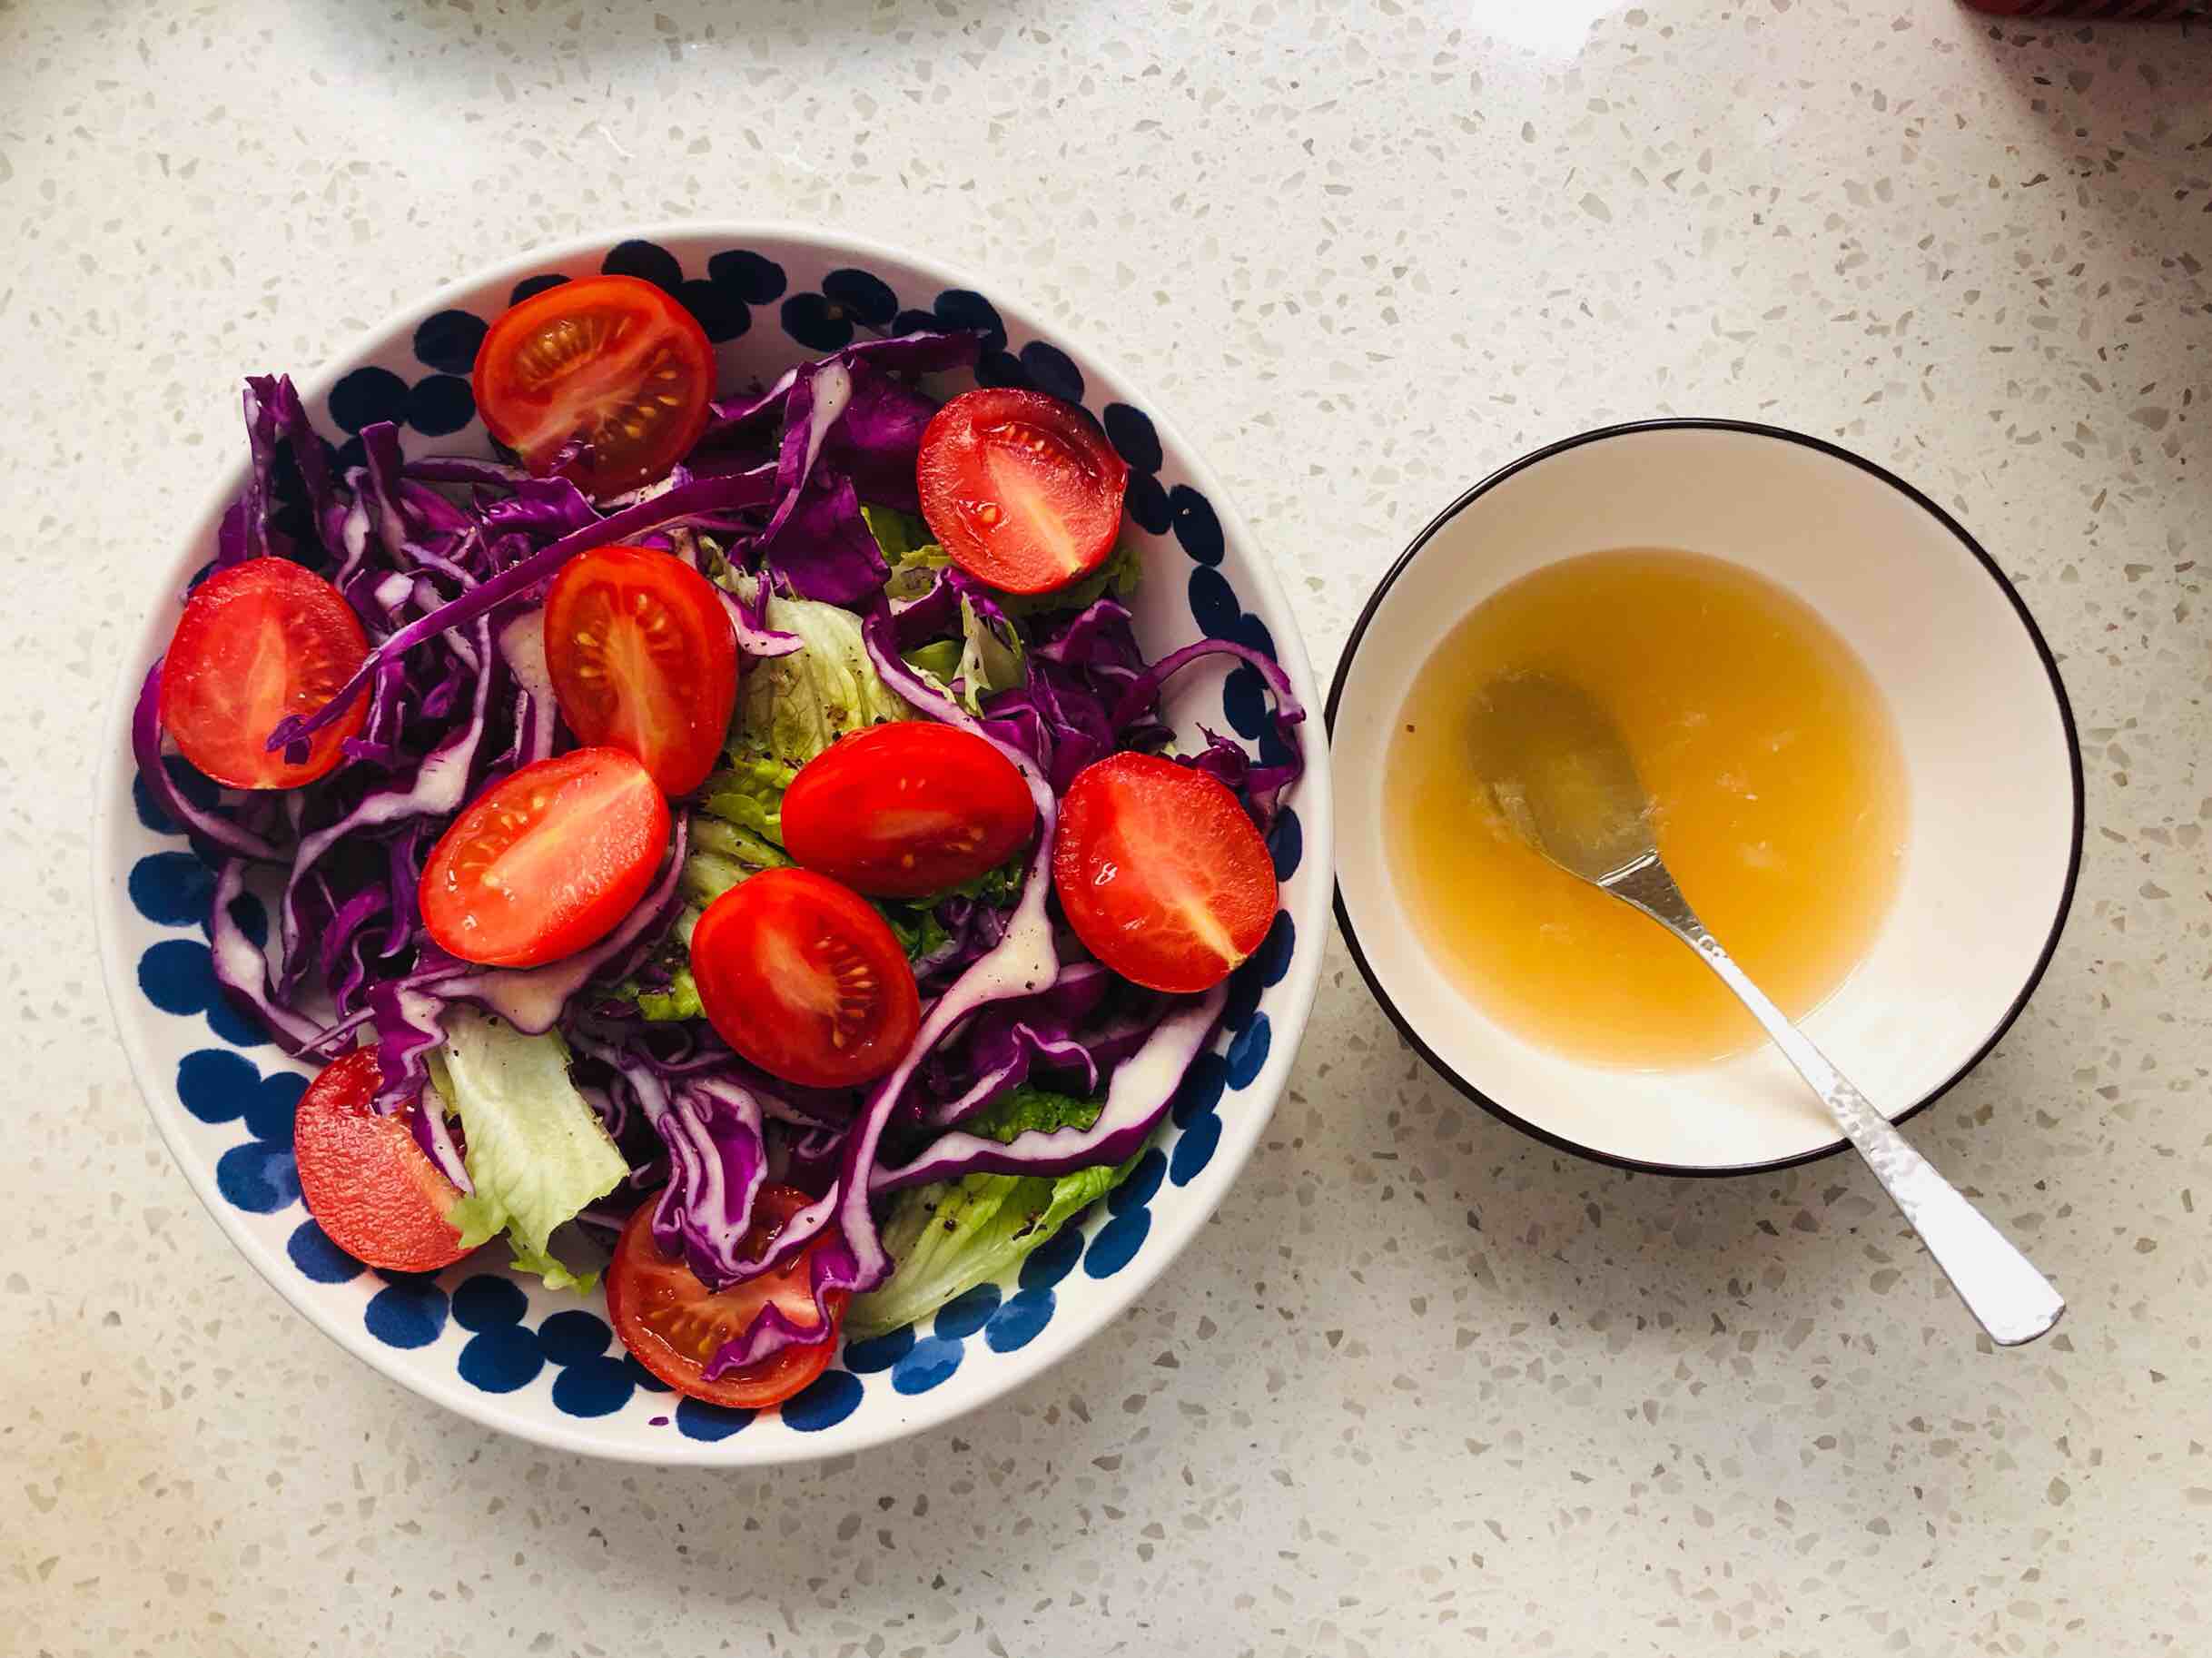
[904,638,963,684]
[732,586,916,768]
[844,1085,1138,1339]
[865,502,1141,621]
[429,1009,628,1292]
[698,754,795,843]
[603,905,704,1023]
[953,594,1025,715]
[874,900,952,963]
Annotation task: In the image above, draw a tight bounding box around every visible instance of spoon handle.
[1605,856,2065,1347]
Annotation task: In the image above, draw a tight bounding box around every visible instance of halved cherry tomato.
[544,545,736,795]
[420,747,670,968]
[691,868,920,1089]
[605,1185,848,1411]
[471,275,716,498]
[291,1048,472,1273]
[782,724,1034,899]
[916,388,1130,595]
[1052,752,1277,993]
[158,558,370,789]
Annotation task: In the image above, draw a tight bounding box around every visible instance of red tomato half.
[916,388,1130,595]
[420,747,670,968]
[691,868,920,1089]
[291,1048,472,1274]
[782,724,1035,899]
[158,558,370,789]
[544,545,737,795]
[1052,752,1278,993]
[605,1185,848,1411]
[471,275,716,498]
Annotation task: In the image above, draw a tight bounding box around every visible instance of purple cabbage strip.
[404,455,529,489]
[746,359,890,607]
[1185,726,1300,830]
[1106,636,1307,744]
[413,1092,472,1194]
[479,476,601,544]
[129,664,281,863]
[821,360,941,514]
[1033,597,1148,679]
[358,424,421,567]
[913,894,1010,991]
[263,469,779,754]
[699,329,982,448]
[206,860,331,1053]
[229,378,283,567]
[276,617,495,975]
[774,1124,849,1197]
[690,607,1063,1379]
[647,1076,770,1289]
[495,611,558,770]
[251,375,343,565]
[369,974,452,1119]
[918,960,1116,1128]
[721,331,982,607]
[872,982,1226,1193]
[563,1033,769,1290]
[715,581,803,660]
[755,469,888,607]
[701,370,797,439]
[1103,635,1308,827]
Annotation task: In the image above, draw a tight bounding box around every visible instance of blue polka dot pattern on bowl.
[676,1396,755,1442]
[412,310,487,376]
[891,1336,963,1396]
[115,236,1315,1453]
[983,1288,1055,1353]
[601,239,683,293]
[1083,1209,1150,1279]
[288,1219,364,1284]
[128,851,214,927]
[364,1278,448,1349]
[780,1369,864,1432]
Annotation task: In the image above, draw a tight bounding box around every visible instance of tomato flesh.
[1052,752,1278,993]
[605,1186,848,1411]
[917,388,1130,595]
[691,868,921,1089]
[420,747,670,968]
[158,558,370,789]
[291,1048,471,1274]
[544,545,737,795]
[471,275,715,498]
[782,724,1034,899]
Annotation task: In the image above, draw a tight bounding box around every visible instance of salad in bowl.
[102,230,1321,1457]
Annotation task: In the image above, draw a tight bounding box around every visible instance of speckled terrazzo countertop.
[5,2,2208,1653]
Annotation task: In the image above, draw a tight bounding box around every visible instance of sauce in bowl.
[1386,548,1908,1070]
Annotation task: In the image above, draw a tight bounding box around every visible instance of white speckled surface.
[5,1,2209,1652]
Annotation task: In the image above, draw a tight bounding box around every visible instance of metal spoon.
[1469,673,2063,1347]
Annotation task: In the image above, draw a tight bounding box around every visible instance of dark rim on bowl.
[1325,418,2087,1179]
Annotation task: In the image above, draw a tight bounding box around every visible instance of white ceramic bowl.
[1329,421,2081,1174]
[93,224,1332,1463]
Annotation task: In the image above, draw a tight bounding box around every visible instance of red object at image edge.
[1960,1,2201,15]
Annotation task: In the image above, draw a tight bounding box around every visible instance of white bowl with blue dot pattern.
[92,224,1333,1465]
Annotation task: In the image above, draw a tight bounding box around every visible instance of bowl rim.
[91,219,1334,1464]
[1325,417,2085,1179]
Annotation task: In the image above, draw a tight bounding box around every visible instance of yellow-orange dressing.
[1386,549,1908,1069]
